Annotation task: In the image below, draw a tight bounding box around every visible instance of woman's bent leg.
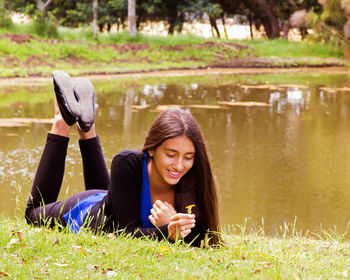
[79,136,110,190]
[26,189,106,228]
[25,133,69,224]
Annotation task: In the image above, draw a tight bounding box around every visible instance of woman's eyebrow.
[165,148,195,154]
[164,148,178,153]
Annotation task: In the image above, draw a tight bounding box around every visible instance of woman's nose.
[174,158,184,171]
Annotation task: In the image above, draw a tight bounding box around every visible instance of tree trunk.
[221,15,228,39]
[175,14,184,33]
[209,16,220,38]
[128,0,137,36]
[37,0,53,17]
[167,6,178,35]
[37,0,44,11]
[243,0,280,39]
[248,13,254,39]
[98,23,103,32]
[282,22,289,39]
[344,19,350,40]
[93,0,98,39]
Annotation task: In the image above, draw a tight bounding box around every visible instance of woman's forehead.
[159,135,195,153]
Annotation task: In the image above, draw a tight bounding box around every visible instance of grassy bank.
[0,23,347,78]
[1,217,350,279]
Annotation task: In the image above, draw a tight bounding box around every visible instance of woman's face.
[148,135,195,188]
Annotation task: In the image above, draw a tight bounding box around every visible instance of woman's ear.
[148,149,154,157]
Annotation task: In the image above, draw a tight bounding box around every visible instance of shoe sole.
[53,70,80,126]
[73,78,95,132]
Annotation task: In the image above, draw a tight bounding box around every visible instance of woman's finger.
[148,215,155,224]
[153,202,164,215]
[170,213,195,221]
[164,201,176,213]
[171,218,195,227]
[179,223,195,231]
[154,200,166,210]
[150,208,157,217]
[180,229,191,238]
[164,201,172,208]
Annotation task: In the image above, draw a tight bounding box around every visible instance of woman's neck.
[148,160,175,205]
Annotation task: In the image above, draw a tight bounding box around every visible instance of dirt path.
[0,67,348,86]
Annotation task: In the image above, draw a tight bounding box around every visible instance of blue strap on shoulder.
[63,192,107,233]
[140,153,154,228]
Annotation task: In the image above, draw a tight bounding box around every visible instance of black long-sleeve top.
[100,150,204,247]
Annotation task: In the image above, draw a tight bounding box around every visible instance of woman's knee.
[24,207,37,225]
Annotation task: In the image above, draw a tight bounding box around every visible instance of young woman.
[25,71,220,247]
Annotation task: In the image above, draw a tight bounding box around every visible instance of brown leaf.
[264,263,274,268]
[0,272,9,277]
[254,269,262,274]
[16,231,23,242]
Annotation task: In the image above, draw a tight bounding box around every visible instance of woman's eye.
[167,154,175,158]
[185,156,194,161]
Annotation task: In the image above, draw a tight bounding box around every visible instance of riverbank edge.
[0,66,348,86]
[1,216,349,278]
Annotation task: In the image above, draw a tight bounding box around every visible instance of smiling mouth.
[167,170,182,178]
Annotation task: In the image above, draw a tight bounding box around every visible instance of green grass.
[0,21,346,78]
[97,31,211,46]
[1,216,350,279]
[240,38,344,58]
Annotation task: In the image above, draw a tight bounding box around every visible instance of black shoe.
[72,78,95,132]
[52,70,95,132]
[53,70,79,126]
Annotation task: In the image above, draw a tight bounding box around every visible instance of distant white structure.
[138,19,264,40]
[10,12,30,24]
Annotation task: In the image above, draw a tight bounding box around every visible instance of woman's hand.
[167,213,196,240]
[148,200,177,227]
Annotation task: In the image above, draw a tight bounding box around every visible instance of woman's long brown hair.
[142,108,220,245]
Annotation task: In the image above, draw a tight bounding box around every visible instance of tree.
[92,0,98,38]
[98,0,127,32]
[242,0,280,39]
[0,0,12,27]
[36,0,53,17]
[128,0,136,36]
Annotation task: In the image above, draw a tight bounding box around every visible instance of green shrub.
[31,11,59,38]
[0,0,13,28]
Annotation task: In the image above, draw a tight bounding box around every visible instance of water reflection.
[1,73,350,238]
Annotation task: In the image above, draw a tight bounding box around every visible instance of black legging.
[25,133,110,229]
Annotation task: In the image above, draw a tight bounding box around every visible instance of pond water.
[1,70,350,238]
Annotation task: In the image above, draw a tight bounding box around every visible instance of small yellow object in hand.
[186,204,196,214]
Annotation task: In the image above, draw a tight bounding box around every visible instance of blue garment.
[64,153,153,233]
[140,153,154,228]
[64,192,107,233]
